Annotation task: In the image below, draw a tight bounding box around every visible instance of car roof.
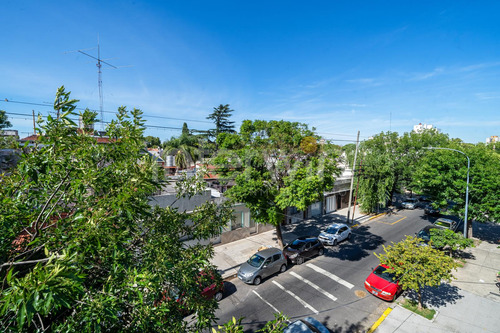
[422,225,439,232]
[328,223,347,228]
[294,236,317,242]
[283,317,330,333]
[255,247,282,257]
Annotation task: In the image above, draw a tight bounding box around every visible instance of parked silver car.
[401,198,418,209]
[318,223,351,246]
[237,247,287,285]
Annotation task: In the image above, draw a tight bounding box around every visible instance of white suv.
[318,223,351,246]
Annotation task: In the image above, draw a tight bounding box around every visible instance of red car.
[159,269,224,315]
[364,264,401,301]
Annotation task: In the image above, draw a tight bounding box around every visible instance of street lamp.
[424,147,470,238]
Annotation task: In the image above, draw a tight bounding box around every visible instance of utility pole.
[346,131,360,223]
[32,110,36,135]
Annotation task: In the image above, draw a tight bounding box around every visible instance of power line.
[3,111,197,133]
[1,98,212,124]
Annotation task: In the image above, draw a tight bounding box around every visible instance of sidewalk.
[211,205,371,279]
[373,230,500,333]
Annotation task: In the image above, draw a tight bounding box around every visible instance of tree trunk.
[417,288,423,310]
[275,224,284,249]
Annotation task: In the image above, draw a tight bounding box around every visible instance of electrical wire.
[1,98,213,124]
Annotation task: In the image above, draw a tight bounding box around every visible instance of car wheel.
[318,248,324,256]
[333,239,338,246]
[253,276,262,285]
[296,257,304,265]
[280,264,287,273]
[347,233,351,240]
[214,291,223,302]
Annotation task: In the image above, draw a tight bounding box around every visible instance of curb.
[368,212,386,221]
[367,307,393,333]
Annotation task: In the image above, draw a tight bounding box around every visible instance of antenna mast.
[72,35,117,130]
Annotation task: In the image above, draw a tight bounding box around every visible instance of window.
[273,254,281,261]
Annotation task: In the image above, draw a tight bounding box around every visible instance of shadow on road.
[223,281,237,298]
[323,225,385,262]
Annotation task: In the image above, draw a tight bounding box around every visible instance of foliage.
[0,110,12,130]
[356,129,450,213]
[212,317,244,333]
[256,312,289,332]
[212,120,340,248]
[206,104,236,142]
[163,122,201,166]
[413,142,500,226]
[375,236,459,309]
[429,228,474,256]
[0,86,232,332]
[144,135,161,148]
[213,313,288,333]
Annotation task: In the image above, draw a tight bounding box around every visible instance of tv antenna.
[67,35,117,130]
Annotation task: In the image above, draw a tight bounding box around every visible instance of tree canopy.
[0,87,232,332]
[206,104,236,142]
[375,236,459,309]
[212,119,340,248]
[0,110,12,130]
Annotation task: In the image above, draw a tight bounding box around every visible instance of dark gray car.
[237,247,287,285]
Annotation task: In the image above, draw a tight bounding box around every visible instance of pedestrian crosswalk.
[252,261,357,317]
[306,263,354,289]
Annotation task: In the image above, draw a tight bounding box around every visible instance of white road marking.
[289,271,337,301]
[252,290,281,313]
[306,263,354,289]
[272,281,319,314]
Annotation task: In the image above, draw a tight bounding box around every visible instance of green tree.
[0,87,232,332]
[163,122,201,167]
[0,110,12,130]
[413,142,500,234]
[428,229,474,257]
[207,104,236,142]
[212,120,340,248]
[356,129,450,213]
[144,135,161,148]
[375,236,459,310]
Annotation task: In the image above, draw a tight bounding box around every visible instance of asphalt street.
[213,208,432,332]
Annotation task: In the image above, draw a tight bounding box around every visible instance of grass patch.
[399,298,436,320]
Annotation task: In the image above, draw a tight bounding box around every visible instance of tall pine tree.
[206,104,235,142]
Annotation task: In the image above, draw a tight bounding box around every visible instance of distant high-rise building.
[486,135,499,144]
[413,123,440,133]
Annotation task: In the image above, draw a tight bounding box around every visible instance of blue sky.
[2,1,499,144]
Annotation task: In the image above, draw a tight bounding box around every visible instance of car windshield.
[373,266,398,282]
[435,220,452,229]
[417,230,430,241]
[247,254,265,267]
[288,240,305,250]
[325,226,339,234]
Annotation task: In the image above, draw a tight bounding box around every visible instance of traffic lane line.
[306,263,354,289]
[377,215,408,225]
[252,290,281,313]
[272,281,319,315]
[289,271,338,302]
